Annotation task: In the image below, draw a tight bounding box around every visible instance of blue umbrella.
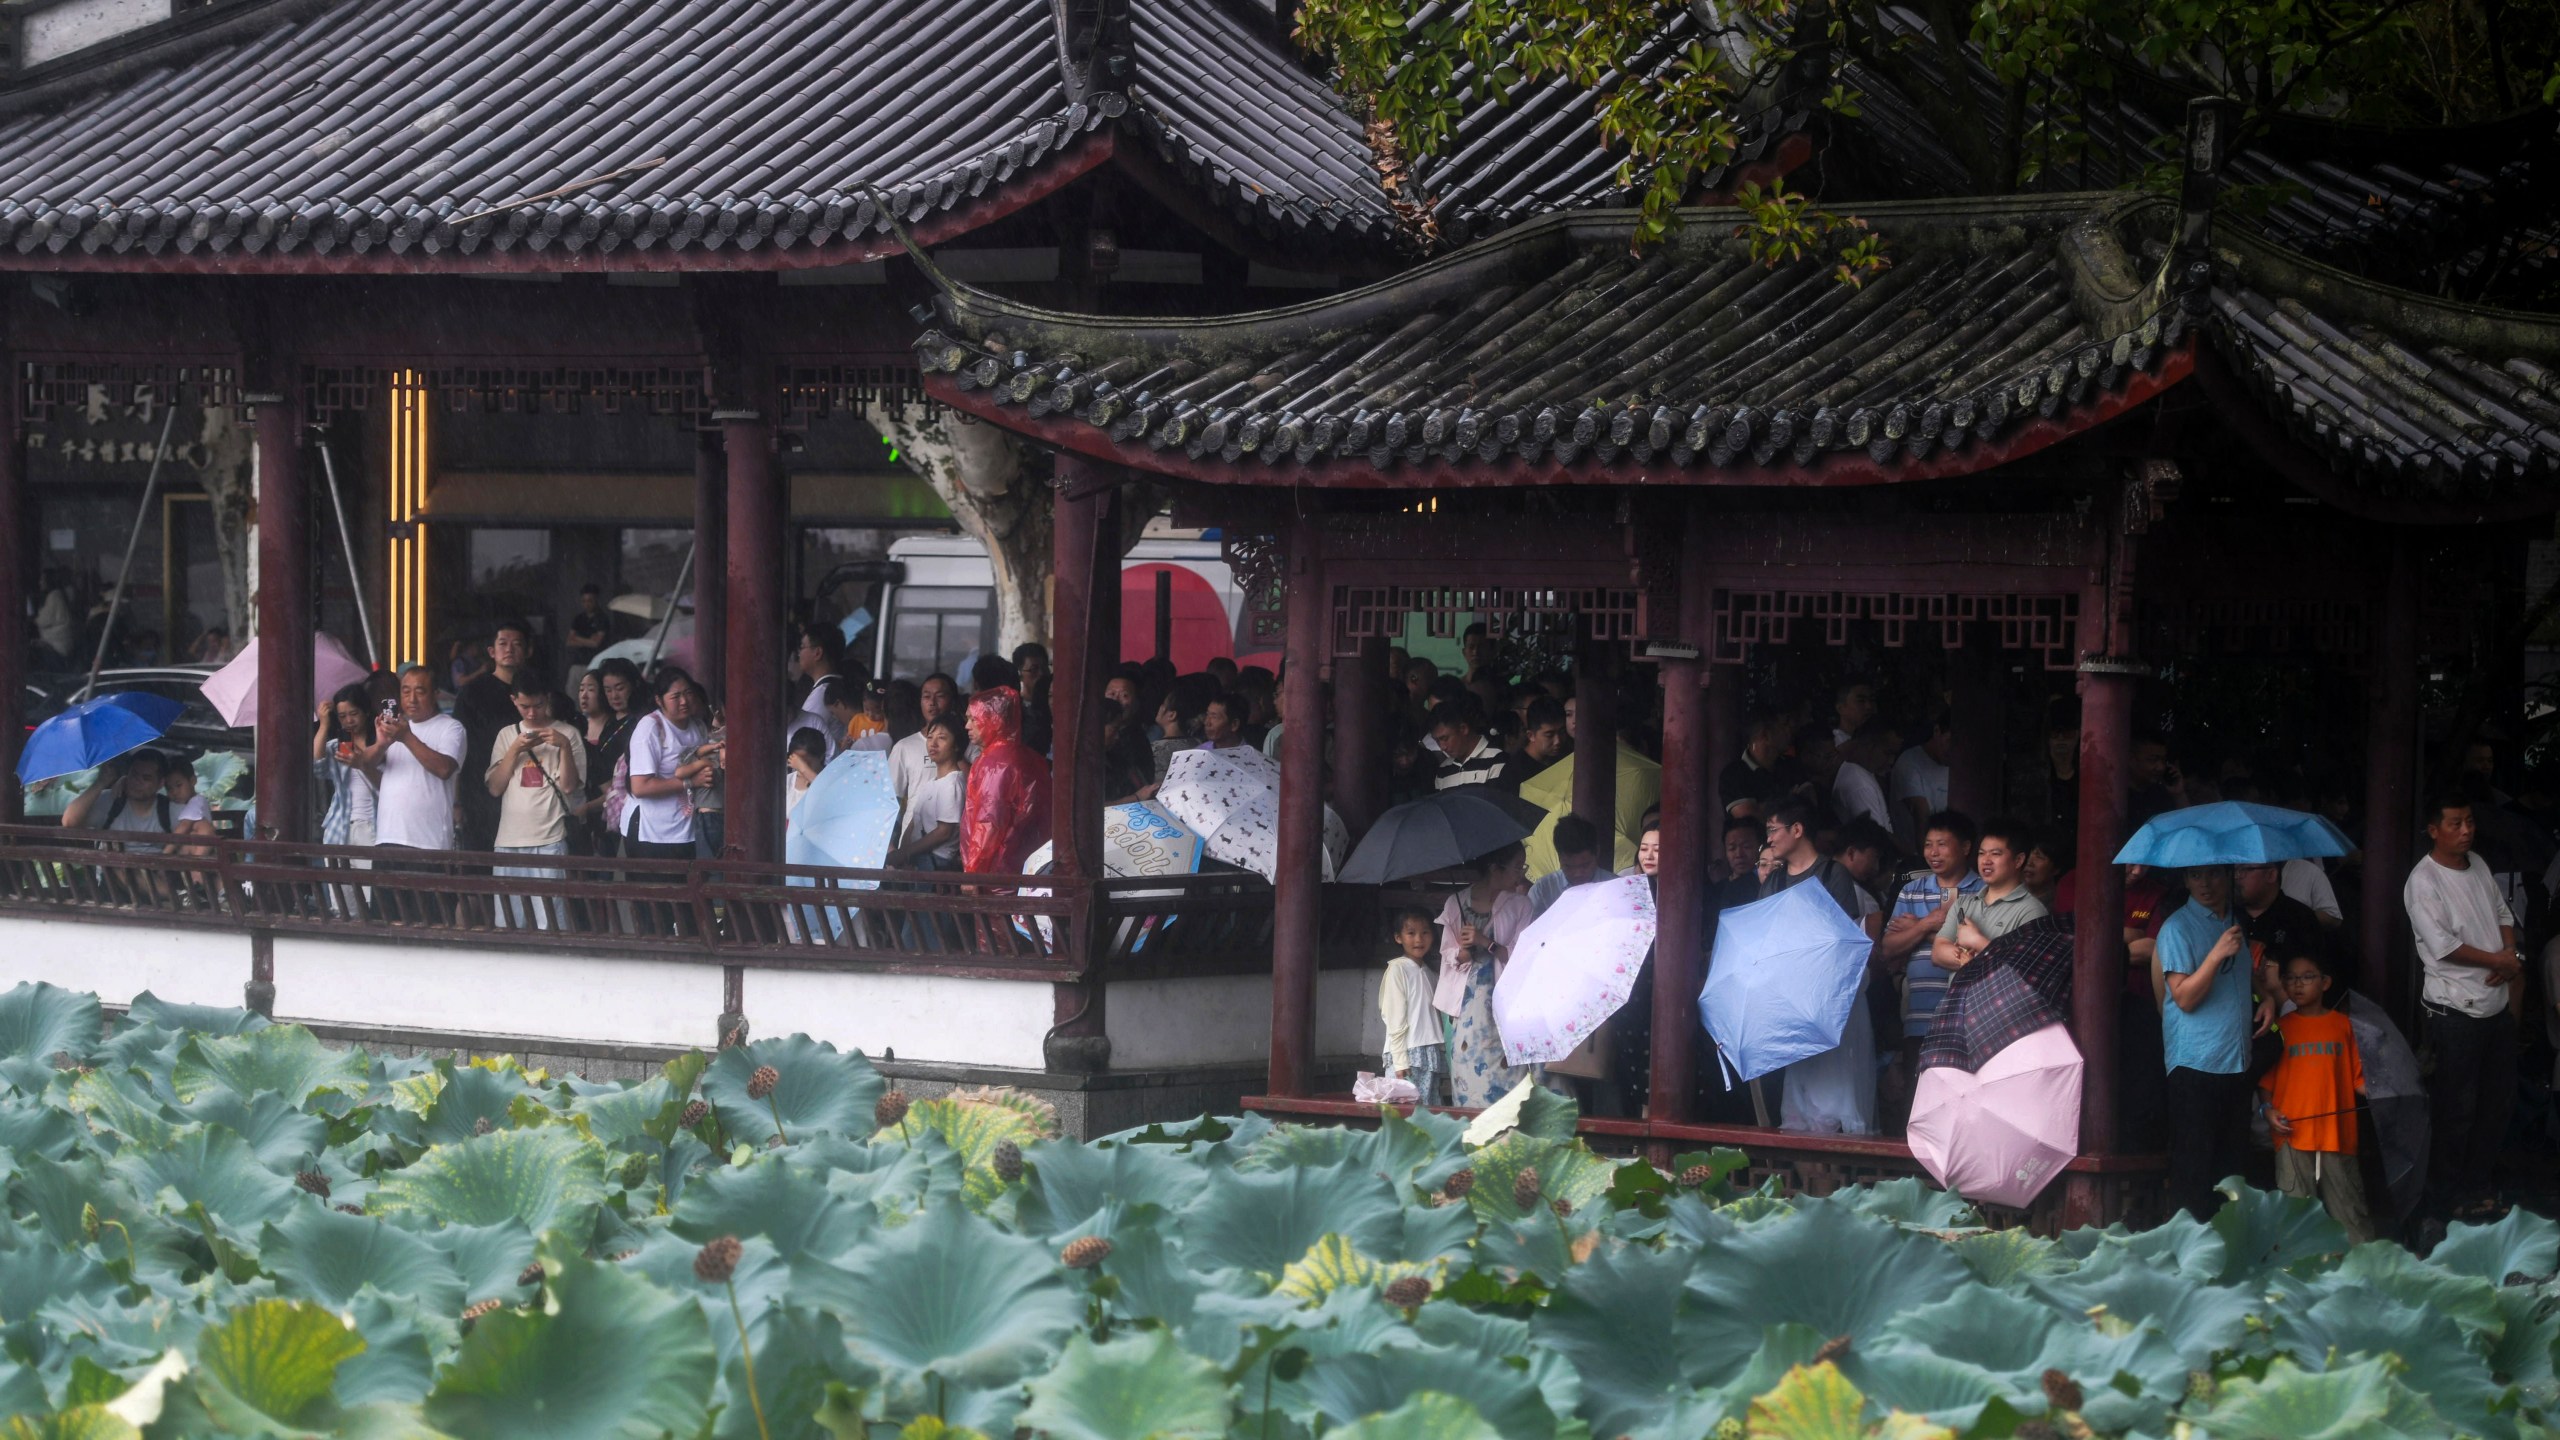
[783,750,900,937]
[2111,801,2353,868]
[1697,879,1873,1084]
[16,692,185,784]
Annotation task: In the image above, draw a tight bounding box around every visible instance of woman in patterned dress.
[1434,842,1536,1107]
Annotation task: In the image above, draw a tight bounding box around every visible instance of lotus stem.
[765,1096,789,1146]
[725,1278,770,1440]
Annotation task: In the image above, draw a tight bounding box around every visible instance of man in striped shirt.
[1429,699,1508,790]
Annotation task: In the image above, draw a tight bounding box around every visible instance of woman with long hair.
[1435,842,1537,1106]
[312,681,379,848]
[577,658,647,857]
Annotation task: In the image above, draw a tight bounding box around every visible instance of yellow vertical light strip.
[384,370,431,670]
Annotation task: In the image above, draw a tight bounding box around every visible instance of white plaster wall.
[0,917,248,1009]
[272,938,722,1049]
[1108,968,1388,1070]
[23,0,170,66]
[740,968,1054,1071]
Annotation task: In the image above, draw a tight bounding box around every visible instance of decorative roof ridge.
[2214,222,2560,360]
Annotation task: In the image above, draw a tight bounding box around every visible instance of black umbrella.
[1338,790,1535,884]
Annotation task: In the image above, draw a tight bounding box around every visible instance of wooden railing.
[0,824,1457,982]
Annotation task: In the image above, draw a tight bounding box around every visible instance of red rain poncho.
[960,687,1052,874]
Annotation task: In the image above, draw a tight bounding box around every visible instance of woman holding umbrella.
[1435,842,1537,1106]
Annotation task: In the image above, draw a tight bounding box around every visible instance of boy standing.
[2261,946,2373,1243]
[1380,909,1445,1104]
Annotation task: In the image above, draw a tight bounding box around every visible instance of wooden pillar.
[1270,510,1326,1097]
[0,354,21,823]
[720,397,782,863]
[1946,632,2005,821]
[1649,503,1709,1122]
[2072,617,2135,1157]
[2362,532,2417,1009]
[692,432,727,692]
[1572,637,1617,837]
[1048,458,1116,1072]
[1333,636,1389,838]
[253,389,311,841]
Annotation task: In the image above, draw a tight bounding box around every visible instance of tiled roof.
[913,194,2191,484]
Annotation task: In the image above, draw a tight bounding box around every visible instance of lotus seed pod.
[723,1023,750,1049]
[517,1263,545,1289]
[335,1204,366,1215]
[294,1169,331,1198]
[619,1152,652,1188]
[746,1065,780,1101]
[1381,1276,1431,1309]
[1550,1198,1573,1218]
[679,1099,709,1129]
[2014,1424,2060,1440]
[2041,1369,2083,1412]
[694,1235,744,1284]
[1060,1236,1112,1269]
[1715,1419,1744,1440]
[461,1298,501,1321]
[2184,1371,2216,1405]
[80,1204,99,1242]
[992,1139,1024,1183]
[1443,1168,1475,1199]
[874,1091,911,1129]
[765,1132,786,1149]
[1511,1167,1541,1211]
[1816,1334,1851,1364]
[472,1116,492,1136]
[1677,1163,1715,1188]
[609,1249,640,1262]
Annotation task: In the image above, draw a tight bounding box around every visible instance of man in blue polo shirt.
[2158,864,2253,1220]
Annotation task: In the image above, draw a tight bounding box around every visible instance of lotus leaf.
[1273,1233,1434,1303]
[0,982,100,1066]
[825,1197,1078,1390]
[368,1127,608,1242]
[261,1204,466,1313]
[171,1025,367,1107]
[1017,1330,1230,1440]
[1180,1160,1404,1282]
[123,992,266,1034]
[702,1035,884,1145]
[2195,1355,2445,1438]
[1324,1392,1503,1440]
[106,1125,300,1232]
[423,1258,713,1440]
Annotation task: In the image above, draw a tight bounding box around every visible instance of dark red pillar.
[692,432,727,695]
[2072,649,2134,1158]
[1048,458,1116,1071]
[720,398,782,862]
[1270,510,1326,1097]
[0,354,21,823]
[1649,503,1709,1122]
[1572,639,1617,838]
[253,390,311,842]
[2362,532,2417,1009]
[1333,636,1389,838]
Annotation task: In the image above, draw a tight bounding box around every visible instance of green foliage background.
[0,980,2554,1439]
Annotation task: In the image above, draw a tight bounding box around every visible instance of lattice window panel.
[778,365,927,423]
[1712,590,2081,670]
[290,364,719,422]
[1333,584,1640,656]
[2139,598,2372,660]
[23,362,236,422]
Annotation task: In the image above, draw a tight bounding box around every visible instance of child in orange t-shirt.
[2261,946,2374,1243]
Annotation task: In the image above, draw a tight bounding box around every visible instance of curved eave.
[924,341,2192,489]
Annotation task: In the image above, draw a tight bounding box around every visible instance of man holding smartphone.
[485,674,585,928]
[365,666,467,854]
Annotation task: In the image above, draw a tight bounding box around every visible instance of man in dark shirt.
[455,618,534,851]
[1429,698,1508,790]
[565,585,608,672]
[1719,710,1805,820]
[1505,696,1570,793]
[1758,798,1869,925]
[2236,860,2325,1076]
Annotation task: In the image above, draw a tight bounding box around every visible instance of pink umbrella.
[1906,1022,2083,1209]
[1492,874,1656,1065]
[198,633,371,727]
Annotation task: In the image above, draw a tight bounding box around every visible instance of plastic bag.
[1352,1071,1420,1105]
[960,687,1053,874]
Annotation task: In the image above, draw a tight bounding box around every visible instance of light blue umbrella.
[785,750,899,936]
[16,692,184,784]
[1697,879,1873,1085]
[2111,801,2353,868]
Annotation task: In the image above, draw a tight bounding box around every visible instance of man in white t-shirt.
[2404,795,2522,1221]
[363,666,467,853]
[1890,716,1954,852]
[1832,727,1898,833]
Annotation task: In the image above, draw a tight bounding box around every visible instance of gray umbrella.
[2343,990,2428,1220]
[1338,790,1534,884]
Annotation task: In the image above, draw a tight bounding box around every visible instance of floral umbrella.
[1493,874,1657,1065]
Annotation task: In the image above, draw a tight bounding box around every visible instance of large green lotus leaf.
[1408,1304,1581,1429]
[262,1205,465,1314]
[1950,1229,2068,1288]
[1014,1141,1200,1237]
[424,1257,712,1440]
[1836,1338,2023,1432]
[1682,1203,1973,1390]
[821,1197,1078,1390]
[8,1151,197,1275]
[368,1129,608,1243]
[1815,1177,1976,1231]
[2081,1209,2226,1280]
[1,1407,143,1440]
[618,1232,791,1362]
[2207,1184,2348,1281]
[1015,1330,1230,1440]
[1531,1241,1703,1437]
[334,1290,440,1408]
[2196,1356,2445,1439]
[1180,1161,1404,1282]
[2334,1238,2506,1337]
[1323,1393,1503,1440]
[1291,1342,1561,1440]
[417,1064,539,1147]
[1460,1133,1614,1226]
[418,1222,538,1308]
[0,1095,82,1159]
[882,1088,1056,1162]
[2285,1285,2506,1437]
[2434,1208,2560,1285]
[0,1228,114,1320]
[709,1306,864,1440]
[2485,1285,2560,1401]
[124,992,266,1035]
[0,982,102,1068]
[106,1125,299,1231]
[671,1156,870,1264]
[193,1298,369,1427]
[1088,1211,1210,1337]
[64,1069,182,1150]
[566,1075,680,1151]
[1875,1285,2057,1375]
[1392,1193,1478,1267]
[2027,1242,2259,1369]
[701,1036,883,1146]
[178,1090,328,1172]
[171,1027,366,1107]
